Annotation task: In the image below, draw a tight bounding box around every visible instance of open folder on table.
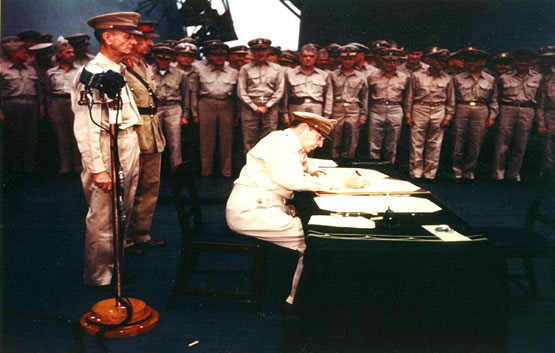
[314,195,442,214]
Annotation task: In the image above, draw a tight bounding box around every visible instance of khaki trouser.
[368,104,404,163]
[82,129,139,286]
[492,105,535,181]
[2,99,39,173]
[409,104,446,179]
[331,103,361,158]
[451,104,489,179]
[226,184,305,299]
[199,97,234,177]
[241,103,279,153]
[48,97,81,174]
[157,103,182,169]
[127,151,162,244]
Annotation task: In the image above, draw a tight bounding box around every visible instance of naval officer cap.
[28,42,53,55]
[463,47,489,60]
[293,112,337,141]
[87,12,142,36]
[380,47,405,60]
[513,48,538,61]
[349,42,369,54]
[539,46,555,57]
[152,45,175,59]
[203,42,229,56]
[339,44,359,57]
[248,38,271,49]
[177,36,199,46]
[175,42,199,55]
[17,29,42,43]
[230,45,248,55]
[2,40,26,54]
[278,50,298,65]
[425,46,449,59]
[65,33,90,49]
[493,51,512,64]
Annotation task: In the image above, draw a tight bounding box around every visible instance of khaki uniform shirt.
[453,70,499,120]
[357,63,379,78]
[367,69,410,103]
[181,67,199,117]
[398,61,430,76]
[496,69,542,105]
[237,61,285,111]
[126,57,166,153]
[47,64,79,95]
[0,60,40,114]
[283,66,333,117]
[71,52,141,173]
[330,69,369,121]
[153,66,189,108]
[195,61,238,116]
[537,67,555,127]
[405,69,456,120]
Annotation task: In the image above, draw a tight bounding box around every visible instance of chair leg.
[167,248,198,308]
[252,245,268,312]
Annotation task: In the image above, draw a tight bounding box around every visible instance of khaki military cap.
[230,45,248,55]
[137,20,160,38]
[493,51,512,64]
[248,38,271,49]
[175,42,199,55]
[463,47,489,60]
[349,42,369,54]
[380,48,405,60]
[339,44,359,57]
[177,37,199,46]
[513,48,538,61]
[65,33,90,49]
[278,50,298,65]
[152,45,175,56]
[203,43,229,56]
[2,40,26,53]
[293,111,337,141]
[17,29,42,42]
[87,12,142,36]
[371,40,391,53]
[425,46,449,58]
[269,46,281,56]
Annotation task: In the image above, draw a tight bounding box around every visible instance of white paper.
[314,195,442,214]
[317,167,388,180]
[307,158,338,168]
[422,225,471,242]
[308,215,375,229]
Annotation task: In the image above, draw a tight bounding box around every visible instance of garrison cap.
[203,42,229,56]
[17,29,42,43]
[380,47,405,60]
[248,38,271,49]
[493,51,512,64]
[175,42,199,55]
[339,44,359,57]
[463,47,489,60]
[513,48,538,61]
[2,40,26,53]
[137,20,160,38]
[87,12,142,36]
[425,46,449,58]
[292,112,337,141]
[229,45,248,55]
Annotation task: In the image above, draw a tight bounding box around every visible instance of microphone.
[79,64,126,99]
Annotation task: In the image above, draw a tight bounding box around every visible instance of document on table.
[317,175,425,195]
[317,167,388,180]
[422,225,471,241]
[314,195,442,214]
[308,215,376,229]
[308,158,338,168]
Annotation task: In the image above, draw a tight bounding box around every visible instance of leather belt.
[157,100,181,106]
[251,96,272,106]
[456,100,487,106]
[370,100,401,106]
[415,101,444,107]
[501,101,536,108]
[289,97,321,105]
[200,96,231,101]
[138,106,157,115]
[51,93,71,99]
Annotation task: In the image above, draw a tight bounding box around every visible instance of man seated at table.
[226,111,368,306]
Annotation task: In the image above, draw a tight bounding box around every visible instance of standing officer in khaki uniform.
[152,46,189,170]
[0,40,42,180]
[71,12,142,286]
[237,38,285,152]
[329,44,369,158]
[194,42,238,177]
[46,37,81,175]
[367,48,410,163]
[490,49,545,182]
[282,43,333,126]
[451,47,498,182]
[493,52,513,77]
[124,20,167,253]
[398,44,429,75]
[65,33,95,68]
[405,47,455,181]
[228,45,248,70]
[537,50,555,172]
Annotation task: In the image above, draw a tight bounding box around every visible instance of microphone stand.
[78,89,159,338]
